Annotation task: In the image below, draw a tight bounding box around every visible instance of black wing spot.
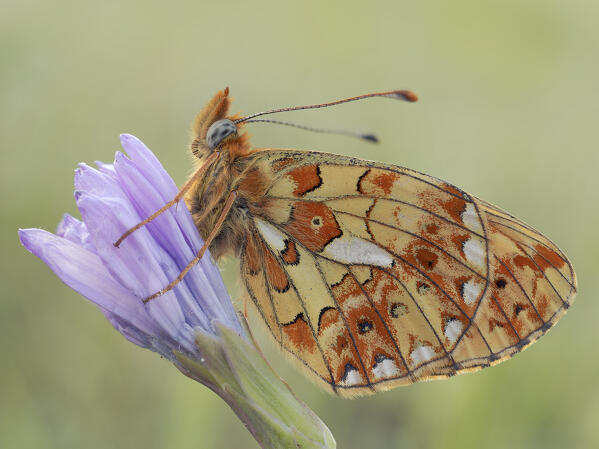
[514,303,525,316]
[495,278,507,289]
[390,302,408,318]
[358,319,374,334]
[417,282,430,295]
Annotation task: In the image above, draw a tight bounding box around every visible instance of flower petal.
[119,134,178,199]
[56,213,97,253]
[117,136,237,326]
[113,151,239,333]
[18,228,163,344]
[119,134,204,254]
[75,191,195,347]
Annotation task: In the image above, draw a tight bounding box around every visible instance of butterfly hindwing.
[238,149,576,396]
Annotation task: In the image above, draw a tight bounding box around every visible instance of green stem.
[174,323,336,449]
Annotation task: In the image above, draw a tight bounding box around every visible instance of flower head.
[19,134,335,449]
[19,133,244,360]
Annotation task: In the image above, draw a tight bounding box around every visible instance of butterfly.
[115,88,576,397]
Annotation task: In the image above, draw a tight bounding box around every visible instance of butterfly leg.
[143,190,238,303]
[113,151,221,248]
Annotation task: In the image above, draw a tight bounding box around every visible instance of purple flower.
[19,134,244,361]
[19,134,336,449]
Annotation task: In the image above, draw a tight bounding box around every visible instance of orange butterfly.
[115,88,576,397]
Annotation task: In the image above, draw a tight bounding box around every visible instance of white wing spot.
[254,218,286,251]
[324,236,394,267]
[444,319,463,343]
[340,366,363,386]
[410,345,435,364]
[372,357,400,380]
[462,279,483,305]
[463,237,485,268]
[461,203,483,233]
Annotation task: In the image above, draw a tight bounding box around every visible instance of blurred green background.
[2,1,597,448]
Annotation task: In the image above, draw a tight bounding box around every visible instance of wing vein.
[488,219,569,266]
[465,200,495,355]
[483,208,540,234]
[516,243,568,307]
[490,294,521,340]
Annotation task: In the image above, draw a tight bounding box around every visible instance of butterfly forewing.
[238,149,576,396]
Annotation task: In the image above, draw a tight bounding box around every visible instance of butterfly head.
[191,88,250,159]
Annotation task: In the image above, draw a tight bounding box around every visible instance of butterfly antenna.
[234,89,418,124]
[243,118,379,143]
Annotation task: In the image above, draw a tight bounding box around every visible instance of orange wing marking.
[281,239,300,265]
[353,166,472,202]
[486,212,570,267]
[513,242,568,307]
[281,313,317,354]
[283,202,342,252]
[286,164,323,197]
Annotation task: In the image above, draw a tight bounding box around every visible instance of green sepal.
[174,322,336,449]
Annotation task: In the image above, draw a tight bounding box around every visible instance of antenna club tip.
[394,90,418,102]
[361,134,379,144]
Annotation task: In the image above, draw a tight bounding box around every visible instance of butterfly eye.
[206,119,238,150]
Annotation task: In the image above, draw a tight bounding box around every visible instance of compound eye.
[206,119,237,150]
